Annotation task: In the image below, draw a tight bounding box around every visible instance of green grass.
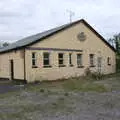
[1,73,120,100]
[104,72,120,78]
[25,76,108,93]
[0,91,21,99]
[61,78,107,92]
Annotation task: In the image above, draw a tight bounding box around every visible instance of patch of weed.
[40,88,45,93]
[64,92,69,96]
[62,79,107,92]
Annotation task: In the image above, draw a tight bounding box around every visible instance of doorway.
[97,57,102,73]
[10,60,14,80]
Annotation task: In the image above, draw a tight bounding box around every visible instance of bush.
[40,89,45,93]
[91,72,103,80]
[116,56,120,72]
[34,80,40,84]
[85,67,91,76]
[85,67,103,80]
[64,92,69,96]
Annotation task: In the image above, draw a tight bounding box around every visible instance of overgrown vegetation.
[116,54,120,72]
[85,67,104,80]
[108,34,120,72]
[1,72,120,98]
[61,78,107,92]
[25,73,107,93]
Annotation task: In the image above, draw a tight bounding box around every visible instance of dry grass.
[25,76,108,93]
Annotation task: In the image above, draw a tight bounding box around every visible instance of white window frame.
[90,54,95,67]
[43,52,51,67]
[32,52,37,67]
[107,57,111,66]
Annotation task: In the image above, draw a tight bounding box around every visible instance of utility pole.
[67,10,75,23]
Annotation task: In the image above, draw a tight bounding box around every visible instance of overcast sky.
[0,0,120,43]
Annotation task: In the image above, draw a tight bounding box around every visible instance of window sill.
[77,66,84,68]
[59,65,66,67]
[32,66,38,68]
[43,65,52,68]
[90,65,96,67]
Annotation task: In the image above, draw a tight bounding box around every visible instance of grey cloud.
[0,11,33,18]
[0,0,120,42]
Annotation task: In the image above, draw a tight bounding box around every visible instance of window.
[97,57,102,73]
[58,53,64,67]
[32,52,37,68]
[77,54,83,67]
[43,52,51,67]
[89,54,95,67]
[107,57,111,65]
[69,53,73,66]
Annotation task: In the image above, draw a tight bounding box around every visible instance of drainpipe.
[24,48,26,82]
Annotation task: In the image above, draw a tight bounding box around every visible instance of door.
[10,60,14,80]
[97,57,102,73]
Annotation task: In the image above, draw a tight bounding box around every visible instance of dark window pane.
[69,53,72,65]
[43,53,50,66]
[44,60,49,65]
[58,53,64,66]
[44,53,49,59]
[59,60,63,65]
[107,57,111,65]
[32,59,36,66]
[77,54,81,57]
[90,54,94,66]
[32,52,36,66]
[32,52,35,58]
[59,53,63,59]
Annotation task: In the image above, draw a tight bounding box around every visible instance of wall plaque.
[77,32,86,41]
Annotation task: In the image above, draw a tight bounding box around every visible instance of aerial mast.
[67,10,75,23]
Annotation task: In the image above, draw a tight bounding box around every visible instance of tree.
[108,33,120,54]
[2,42,9,47]
[108,38,114,47]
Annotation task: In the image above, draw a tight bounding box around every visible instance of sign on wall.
[77,32,86,41]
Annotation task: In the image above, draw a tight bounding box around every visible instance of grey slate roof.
[0,23,69,53]
[0,19,116,53]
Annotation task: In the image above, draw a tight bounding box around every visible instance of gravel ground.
[0,75,120,120]
[0,91,120,120]
[0,81,21,94]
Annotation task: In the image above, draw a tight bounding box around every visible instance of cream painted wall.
[0,22,116,82]
[0,50,24,80]
[25,50,85,82]
[24,22,116,82]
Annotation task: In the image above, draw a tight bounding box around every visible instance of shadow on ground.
[0,80,24,94]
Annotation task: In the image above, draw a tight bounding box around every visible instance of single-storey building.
[0,19,116,83]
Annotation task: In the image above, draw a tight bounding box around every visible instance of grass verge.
[25,76,108,93]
